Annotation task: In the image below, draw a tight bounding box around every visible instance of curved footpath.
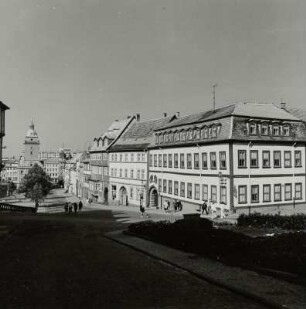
[105,230,306,309]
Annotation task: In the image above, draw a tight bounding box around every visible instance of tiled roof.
[286,108,306,123]
[159,102,299,130]
[109,115,176,151]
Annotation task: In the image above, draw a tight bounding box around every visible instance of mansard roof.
[109,115,176,151]
[158,102,299,131]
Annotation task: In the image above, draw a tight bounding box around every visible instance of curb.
[105,230,293,309]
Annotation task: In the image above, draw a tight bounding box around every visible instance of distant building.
[88,117,133,203]
[17,120,42,187]
[0,101,10,173]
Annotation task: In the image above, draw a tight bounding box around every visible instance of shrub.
[237,213,306,230]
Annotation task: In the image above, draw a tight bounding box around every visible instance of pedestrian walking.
[78,200,83,211]
[68,202,72,214]
[140,205,145,218]
[201,201,208,215]
[163,200,169,212]
[177,200,183,211]
[73,202,78,213]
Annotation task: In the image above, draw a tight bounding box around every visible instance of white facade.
[109,151,147,206]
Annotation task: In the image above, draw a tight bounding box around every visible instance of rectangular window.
[149,155,153,167]
[295,150,302,167]
[251,185,259,203]
[168,180,173,194]
[273,151,281,168]
[194,184,200,200]
[249,123,257,135]
[187,183,192,199]
[130,153,134,162]
[187,154,192,169]
[174,154,178,168]
[130,187,134,199]
[137,153,141,161]
[163,154,167,168]
[250,150,258,168]
[141,170,145,180]
[238,150,247,168]
[295,183,302,200]
[174,181,179,196]
[285,184,292,201]
[238,186,247,204]
[284,151,292,168]
[274,184,281,202]
[220,186,227,204]
[158,179,162,192]
[158,154,162,167]
[180,154,185,169]
[202,184,208,201]
[219,152,226,169]
[263,185,271,202]
[180,182,185,197]
[136,169,140,179]
[194,153,200,169]
[163,179,167,193]
[211,185,217,202]
[210,152,217,169]
[154,154,157,167]
[168,154,173,168]
[202,153,208,169]
[262,151,270,168]
[125,169,128,178]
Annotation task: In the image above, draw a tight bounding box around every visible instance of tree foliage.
[18,163,52,204]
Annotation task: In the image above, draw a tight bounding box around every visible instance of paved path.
[0,211,267,309]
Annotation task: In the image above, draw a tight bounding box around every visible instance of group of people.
[64,200,83,214]
[163,200,183,212]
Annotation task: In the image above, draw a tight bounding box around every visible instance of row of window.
[110,168,146,180]
[110,152,146,162]
[238,183,303,204]
[238,150,302,168]
[156,124,221,145]
[158,179,227,203]
[247,122,290,137]
[150,152,227,170]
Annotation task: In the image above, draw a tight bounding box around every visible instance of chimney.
[280,102,286,110]
[176,111,180,118]
[136,113,140,122]
[163,112,167,118]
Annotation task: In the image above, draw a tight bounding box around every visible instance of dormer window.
[174,131,179,142]
[261,123,268,136]
[283,125,290,136]
[155,134,159,144]
[180,130,186,141]
[211,126,217,138]
[169,132,174,142]
[187,129,193,140]
[164,133,169,143]
[195,128,200,140]
[272,125,280,136]
[249,123,257,135]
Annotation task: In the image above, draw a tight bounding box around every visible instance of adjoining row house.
[88,118,133,203]
[108,113,177,207]
[148,102,306,214]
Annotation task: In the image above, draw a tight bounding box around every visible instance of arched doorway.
[119,186,128,206]
[104,187,109,204]
[149,187,158,208]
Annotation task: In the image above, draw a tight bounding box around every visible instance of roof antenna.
[212,83,218,112]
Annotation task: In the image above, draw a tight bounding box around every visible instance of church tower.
[23,120,40,162]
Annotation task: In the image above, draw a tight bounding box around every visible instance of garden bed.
[128,218,306,285]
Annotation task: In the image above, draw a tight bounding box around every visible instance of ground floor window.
[251,185,259,203]
[211,185,217,203]
[194,184,200,200]
[238,185,247,204]
[174,181,179,196]
[220,186,227,204]
[263,184,271,202]
[285,183,292,201]
[202,184,208,201]
[187,183,192,199]
[111,185,116,200]
[168,180,173,194]
[274,184,281,202]
[295,183,302,200]
[130,187,134,199]
[163,179,167,193]
[180,182,185,197]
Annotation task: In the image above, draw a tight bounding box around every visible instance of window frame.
[210,152,217,170]
[273,151,281,168]
[238,150,247,168]
[274,184,282,202]
[238,185,247,204]
[250,150,259,168]
[263,184,271,202]
[219,151,227,170]
[262,151,270,168]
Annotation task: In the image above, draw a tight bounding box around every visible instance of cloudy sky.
[0,0,305,156]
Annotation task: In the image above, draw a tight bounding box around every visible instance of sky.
[0,0,305,156]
